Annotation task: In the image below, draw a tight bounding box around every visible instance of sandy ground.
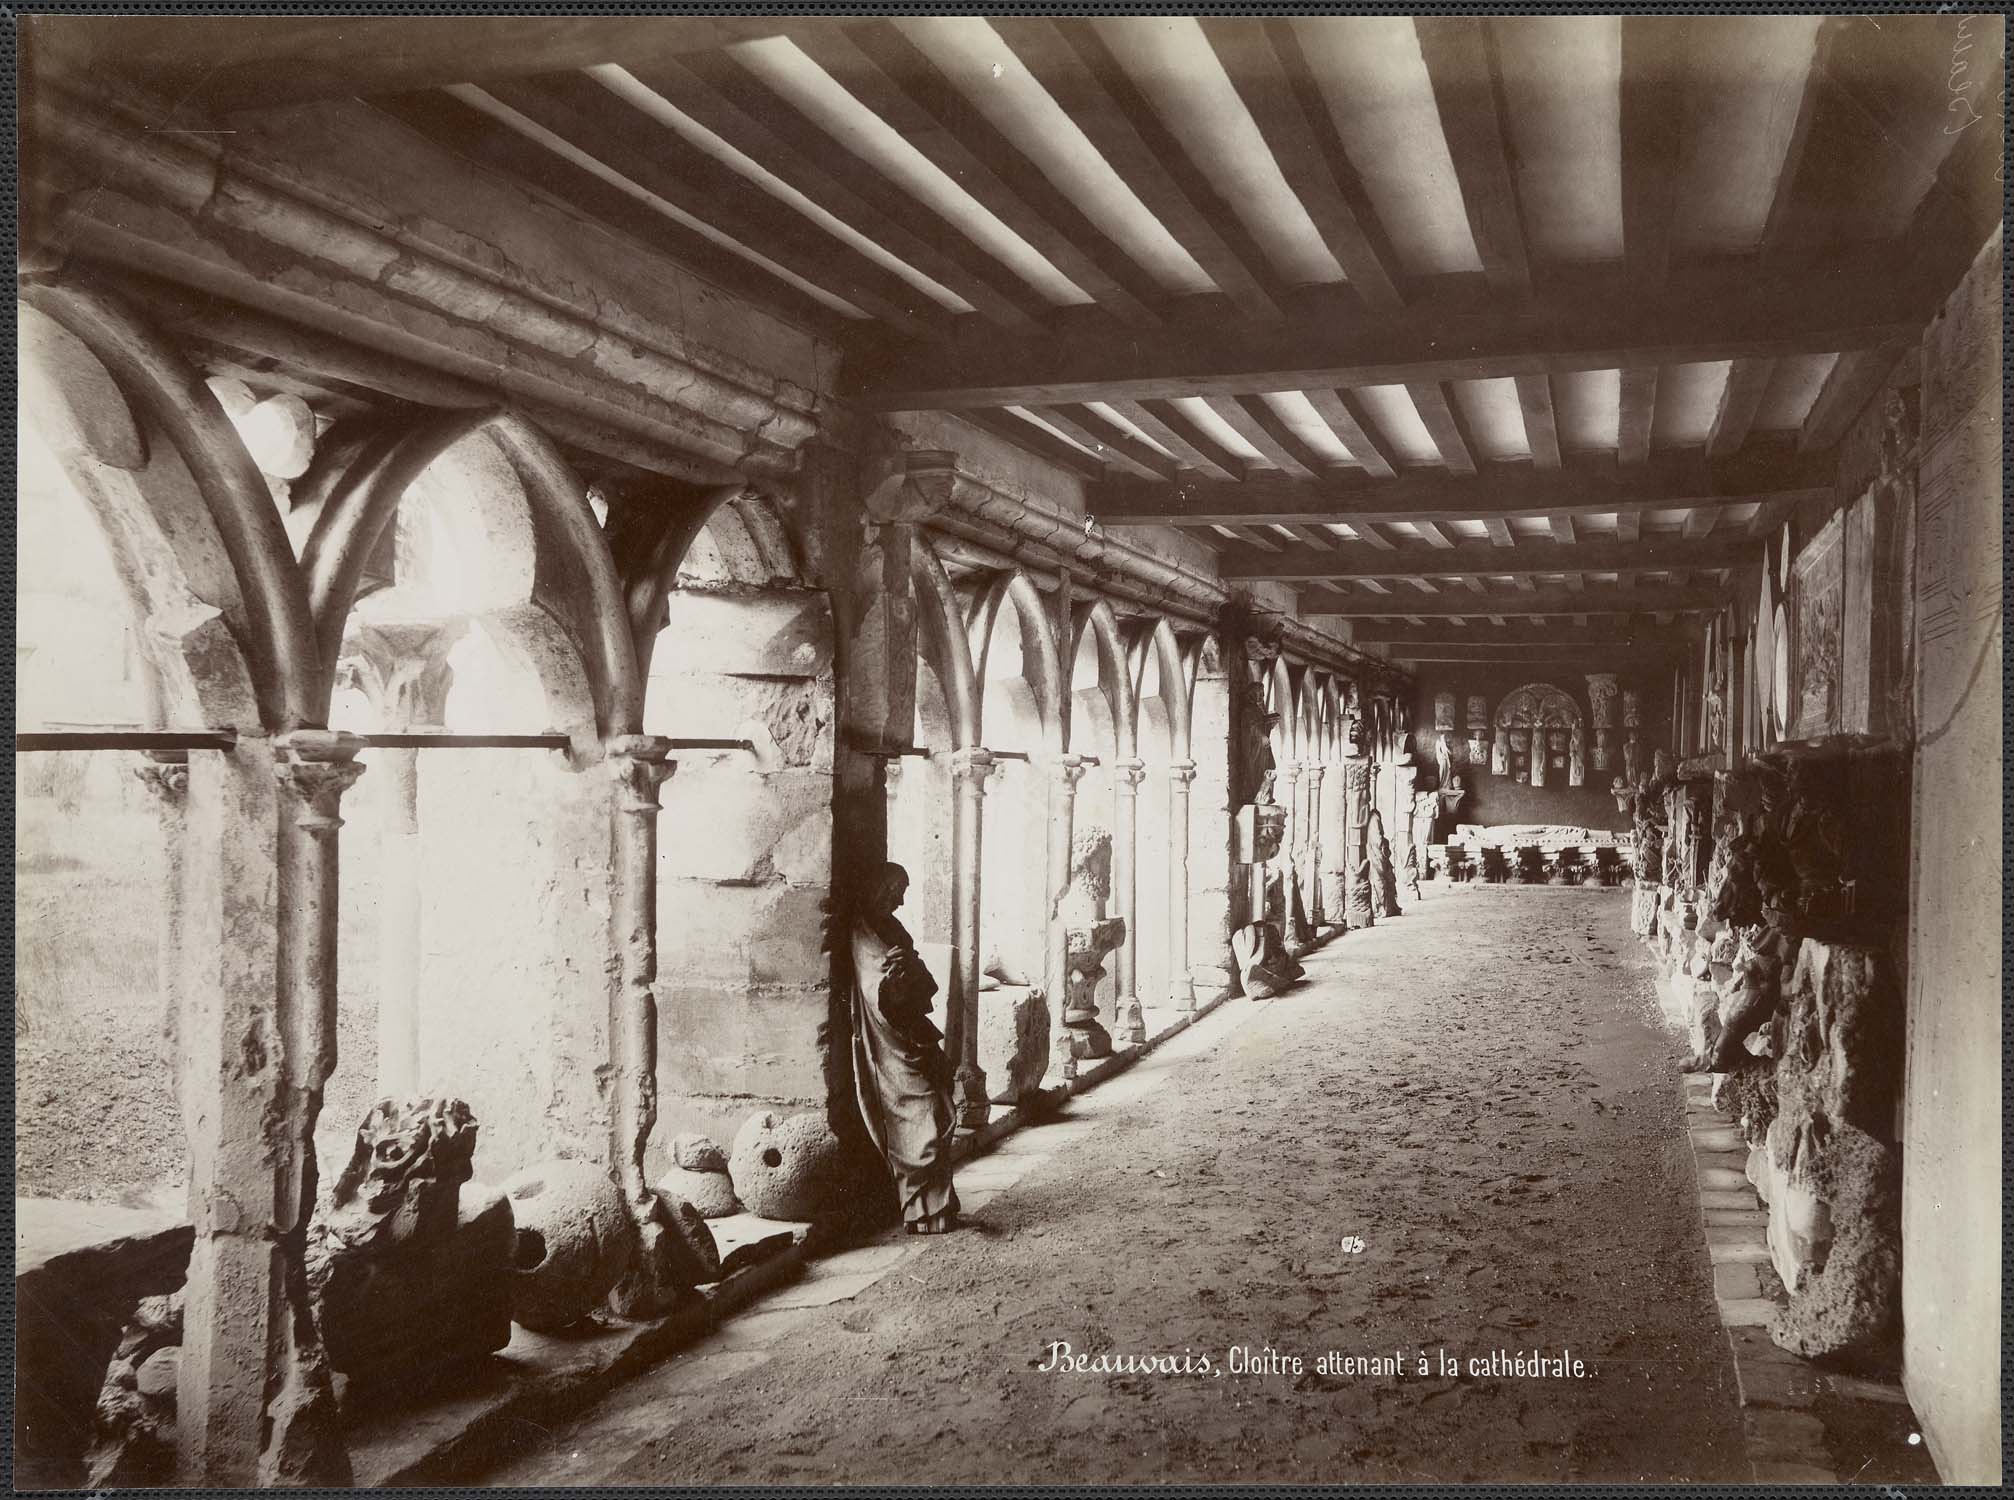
[476,886,1748,1485]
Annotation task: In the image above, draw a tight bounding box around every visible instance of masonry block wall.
[652,588,838,1155]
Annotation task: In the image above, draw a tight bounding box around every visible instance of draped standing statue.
[850,863,960,1234]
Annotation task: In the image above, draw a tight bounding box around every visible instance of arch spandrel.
[968,570,1064,755]
[1494,682,1585,730]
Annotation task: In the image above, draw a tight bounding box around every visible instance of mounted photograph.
[12,9,2004,1489]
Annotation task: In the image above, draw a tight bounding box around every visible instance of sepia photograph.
[10,6,2004,1488]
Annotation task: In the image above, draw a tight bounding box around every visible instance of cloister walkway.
[477,888,1748,1485]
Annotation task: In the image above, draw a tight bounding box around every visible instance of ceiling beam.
[1107,400,1243,482]
[1300,388,1397,480]
[1547,513,1577,545]
[1516,373,1561,469]
[1309,583,1732,619]
[20,14,805,114]
[1198,18,1403,309]
[846,266,1923,409]
[958,409,1108,481]
[790,21,1165,329]
[1800,339,1916,451]
[476,76,956,342]
[1371,641,1694,666]
[1618,367,1659,466]
[1089,449,1834,526]
[1619,16,1694,293]
[631,52,1052,335]
[1356,617,1699,648]
[368,91,857,341]
[1406,381,1477,476]
[1483,517,1516,548]
[1217,534,1756,583]
[988,19,1286,323]
[1031,405,1181,482]
[1202,396,1321,479]
[1414,17,1530,298]
[1709,356,1774,457]
[1413,522,1456,551]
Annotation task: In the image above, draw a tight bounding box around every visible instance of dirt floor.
[476,886,1750,1485]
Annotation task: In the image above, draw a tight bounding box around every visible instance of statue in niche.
[1704,656,1728,754]
[1241,679,1280,806]
[1569,722,1586,788]
[1434,732,1456,789]
[1060,826,1123,1060]
[1492,726,1511,776]
[850,863,961,1234]
[1624,735,1643,785]
[1530,732,1546,787]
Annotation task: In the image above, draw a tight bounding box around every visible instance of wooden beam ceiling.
[1413,17,1530,298]
[846,265,1924,410]
[1089,449,1833,527]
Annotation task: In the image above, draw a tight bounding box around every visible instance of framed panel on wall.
[1788,510,1844,741]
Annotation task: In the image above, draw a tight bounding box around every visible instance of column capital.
[950,746,995,785]
[606,733,676,812]
[1167,759,1199,786]
[273,730,368,832]
[1304,761,1327,783]
[1113,756,1147,789]
[133,748,190,801]
[1048,751,1090,788]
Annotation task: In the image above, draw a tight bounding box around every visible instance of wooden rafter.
[790,21,1166,328]
[1619,16,1693,293]
[960,409,1107,480]
[848,267,1922,409]
[1618,366,1658,466]
[1709,356,1774,457]
[1089,450,1834,526]
[1310,583,1729,618]
[1031,405,1180,482]
[1406,381,1476,475]
[1413,17,1530,298]
[989,17,1286,323]
[1515,373,1561,469]
[1198,18,1403,309]
[1201,396,1322,479]
[1105,400,1242,482]
[1216,534,1755,583]
[630,52,1052,334]
[1300,388,1397,480]
[1801,340,1915,451]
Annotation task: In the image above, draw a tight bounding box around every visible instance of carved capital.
[1167,759,1199,788]
[1113,757,1147,790]
[1048,752,1091,791]
[1304,763,1326,789]
[606,734,675,813]
[273,731,368,832]
[133,749,190,802]
[950,746,995,788]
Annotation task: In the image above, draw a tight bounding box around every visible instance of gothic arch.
[1067,598,1137,762]
[909,538,980,750]
[1493,681,1584,729]
[969,570,1064,754]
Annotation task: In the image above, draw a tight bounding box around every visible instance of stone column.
[1394,764,1420,902]
[1345,757,1377,929]
[605,735,674,1207]
[1278,762,1309,951]
[949,747,994,1128]
[133,751,189,1076]
[1318,756,1349,928]
[1046,752,1091,1081]
[1166,760,1197,1013]
[605,733,688,1316]
[1111,757,1147,1046]
[245,729,365,1486]
[1304,761,1327,932]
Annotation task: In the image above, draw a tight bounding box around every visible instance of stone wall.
[650,588,837,1157]
[1901,227,2002,1484]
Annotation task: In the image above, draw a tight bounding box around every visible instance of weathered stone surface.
[657,1165,741,1220]
[1769,1124,1902,1369]
[1713,1057,1780,1149]
[306,1098,514,1397]
[503,1160,640,1332]
[84,1292,183,1488]
[607,1190,722,1318]
[977,983,1049,1104]
[1232,920,1303,999]
[728,1111,847,1222]
[15,1199,193,1488]
[671,1133,730,1174]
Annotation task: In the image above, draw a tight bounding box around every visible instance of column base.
[1111,996,1146,1049]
